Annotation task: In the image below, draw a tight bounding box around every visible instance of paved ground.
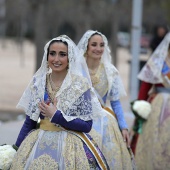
[0,38,149,145]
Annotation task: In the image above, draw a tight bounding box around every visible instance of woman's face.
[86,34,104,60]
[48,42,68,73]
[157,27,166,38]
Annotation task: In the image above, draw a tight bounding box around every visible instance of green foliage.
[12,144,18,151]
[130,100,146,134]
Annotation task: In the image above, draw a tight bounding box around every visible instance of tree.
[29,0,48,71]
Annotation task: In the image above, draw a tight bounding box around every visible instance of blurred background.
[0,0,170,144]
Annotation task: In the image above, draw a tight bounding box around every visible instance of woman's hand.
[121,129,130,148]
[39,98,57,119]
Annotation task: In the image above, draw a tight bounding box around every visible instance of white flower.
[132,100,152,119]
[37,117,41,123]
[0,145,16,170]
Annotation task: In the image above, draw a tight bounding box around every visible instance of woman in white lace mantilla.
[131,32,170,170]
[77,30,135,170]
[10,35,109,170]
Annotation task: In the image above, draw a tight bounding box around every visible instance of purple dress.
[11,89,109,170]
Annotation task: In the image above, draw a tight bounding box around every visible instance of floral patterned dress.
[89,64,135,170]
[135,61,170,170]
[10,74,109,170]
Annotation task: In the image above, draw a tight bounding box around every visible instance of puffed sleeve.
[138,81,152,100]
[51,111,92,133]
[110,100,128,130]
[15,115,37,147]
[50,89,93,133]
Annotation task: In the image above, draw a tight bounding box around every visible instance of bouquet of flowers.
[0,144,17,170]
[131,100,152,133]
[131,100,152,120]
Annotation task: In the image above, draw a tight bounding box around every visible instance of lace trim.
[46,74,61,103]
[92,64,108,98]
[57,74,93,121]
[17,35,107,122]
[138,32,170,84]
[77,30,126,101]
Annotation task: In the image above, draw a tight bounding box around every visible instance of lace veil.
[138,32,170,83]
[77,30,126,101]
[17,35,102,121]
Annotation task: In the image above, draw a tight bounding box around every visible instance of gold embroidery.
[102,106,117,119]
[136,94,170,170]
[40,119,62,131]
[63,133,90,170]
[69,131,108,170]
[89,66,100,86]
[10,130,40,170]
[10,130,92,170]
[90,113,133,169]
[88,64,133,169]
[46,74,60,103]
[90,64,108,97]
[28,154,58,170]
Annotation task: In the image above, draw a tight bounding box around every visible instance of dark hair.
[92,32,100,36]
[47,40,68,60]
[153,24,169,37]
[87,32,103,49]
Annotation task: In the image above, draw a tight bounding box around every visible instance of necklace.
[49,74,63,92]
[47,74,63,103]
[88,65,100,86]
[89,67,98,76]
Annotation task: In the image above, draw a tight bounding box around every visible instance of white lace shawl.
[138,32,170,84]
[77,30,126,101]
[17,35,102,121]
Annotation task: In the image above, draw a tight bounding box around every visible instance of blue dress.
[89,64,134,170]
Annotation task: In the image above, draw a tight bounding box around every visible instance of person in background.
[10,35,109,170]
[77,30,135,170]
[150,24,168,52]
[131,32,170,170]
